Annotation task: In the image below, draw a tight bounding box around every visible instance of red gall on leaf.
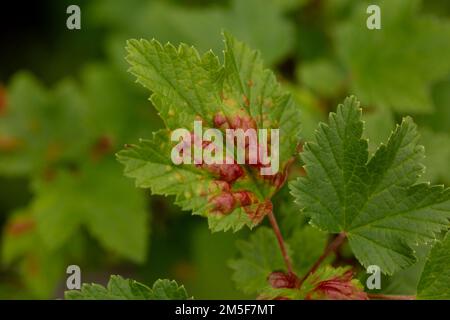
[229,115,257,132]
[210,192,236,214]
[209,190,258,215]
[232,190,255,207]
[198,163,244,184]
[213,113,257,132]
[213,113,228,128]
[305,270,368,300]
[244,199,272,224]
[268,271,299,289]
[207,180,231,194]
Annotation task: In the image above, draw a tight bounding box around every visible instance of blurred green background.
[0,0,449,299]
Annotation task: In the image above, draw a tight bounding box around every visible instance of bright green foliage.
[337,0,450,113]
[290,96,450,274]
[417,232,450,299]
[118,33,301,232]
[65,276,189,300]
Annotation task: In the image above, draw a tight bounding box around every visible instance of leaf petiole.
[267,209,295,277]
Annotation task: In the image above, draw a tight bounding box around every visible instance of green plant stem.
[267,210,294,275]
[368,294,416,300]
[299,232,347,287]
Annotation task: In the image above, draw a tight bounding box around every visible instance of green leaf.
[337,0,450,112]
[290,96,450,274]
[90,0,295,65]
[417,231,450,299]
[229,227,287,295]
[80,63,163,145]
[65,275,189,300]
[0,72,90,176]
[289,226,328,275]
[32,159,149,263]
[1,210,78,298]
[297,59,345,98]
[119,33,301,232]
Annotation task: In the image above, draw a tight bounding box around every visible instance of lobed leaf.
[290,96,450,274]
[119,33,302,232]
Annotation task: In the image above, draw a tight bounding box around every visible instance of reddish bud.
[228,115,256,131]
[232,191,255,207]
[213,113,228,127]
